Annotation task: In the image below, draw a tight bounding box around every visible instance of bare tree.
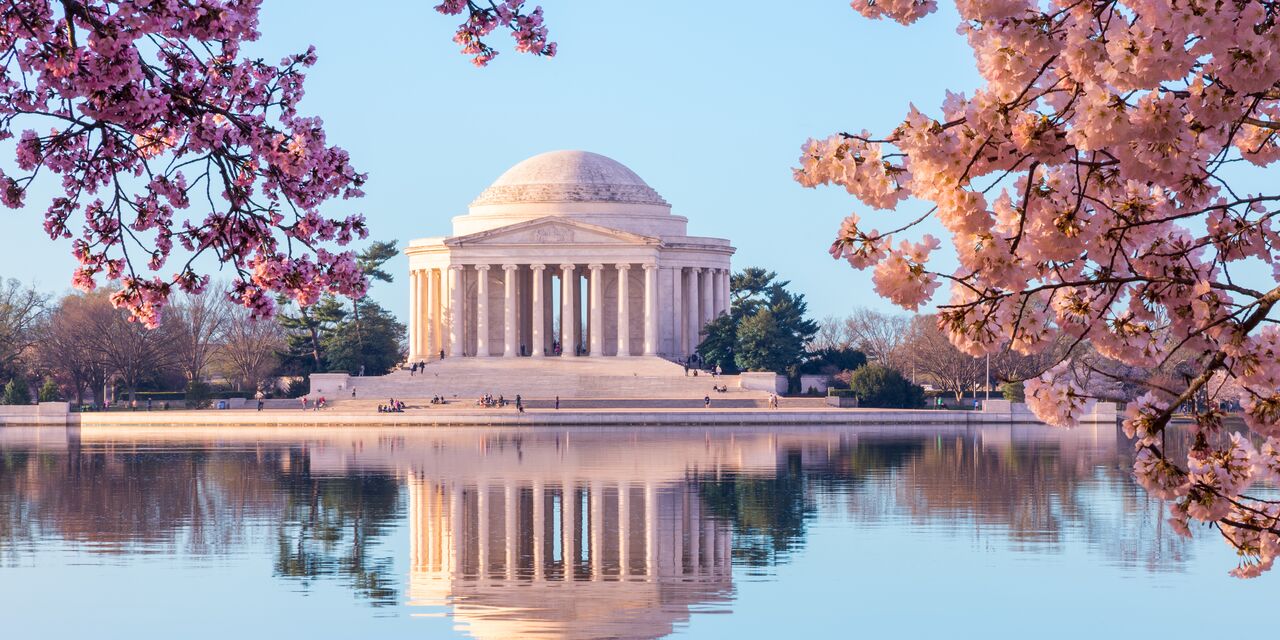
[170,288,231,383]
[811,315,855,351]
[73,291,180,403]
[844,308,913,371]
[0,278,48,378]
[215,306,286,393]
[37,293,111,404]
[906,315,984,401]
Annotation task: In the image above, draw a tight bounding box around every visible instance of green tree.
[846,364,924,409]
[736,310,791,373]
[277,296,347,375]
[2,374,30,405]
[698,267,818,374]
[323,301,405,376]
[185,380,213,409]
[698,314,738,373]
[800,347,867,375]
[37,376,60,402]
[1000,381,1025,402]
[349,241,399,369]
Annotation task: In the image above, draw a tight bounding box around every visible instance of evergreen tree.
[846,364,924,409]
[37,376,60,402]
[323,301,405,376]
[277,296,347,374]
[2,373,30,404]
[697,267,818,374]
[348,241,399,373]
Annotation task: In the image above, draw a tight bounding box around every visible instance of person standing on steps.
[555,396,560,410]
[516,394,523,413]
[704,395,711,408]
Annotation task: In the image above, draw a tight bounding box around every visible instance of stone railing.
[981,398,1118,423]
[0,402,71,425]
[738,372,785,394]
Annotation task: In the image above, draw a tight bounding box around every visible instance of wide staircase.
[320,356,767,405]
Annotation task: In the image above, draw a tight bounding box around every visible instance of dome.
[470,150,668,207]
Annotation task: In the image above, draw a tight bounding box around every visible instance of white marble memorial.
[406,151,735,361]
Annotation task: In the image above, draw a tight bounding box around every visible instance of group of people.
[476,393,506,408]
[379,399,406,413]
[711,384,729,393]
[300,396,327,410]
[408,361,427,375]
[429,396,449,405]
[474,393,525,412]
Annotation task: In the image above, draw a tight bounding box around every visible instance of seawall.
[0,401,1119,428]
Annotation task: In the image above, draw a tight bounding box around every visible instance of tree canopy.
[698,268,818,374]
[846,365,925,410]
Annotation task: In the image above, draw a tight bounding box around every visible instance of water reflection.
[0,423,1203,638]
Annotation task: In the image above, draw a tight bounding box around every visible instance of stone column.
[700,266,713,328]
[643,264,658,356]
[409,270,420,359]
[615,263,631,357]
[716,267,727,317]
[588,264,604,357]
[502,264,518,358]
[531,264,546,357]
[475,265,490,357]
[686,268,700,357]
[671,268,683,358]
[720,269,731,316]
[448,266,464,357]
[430,269,443,356]
[560,264,576,356]
[423,268,435,356]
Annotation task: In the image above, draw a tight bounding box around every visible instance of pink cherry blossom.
[798,0,1280,577]
[434,0,557,67]
[0,1,371,328]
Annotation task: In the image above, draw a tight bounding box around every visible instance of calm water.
[0,424,1274,638]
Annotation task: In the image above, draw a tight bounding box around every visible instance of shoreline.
[0,405,1119,428]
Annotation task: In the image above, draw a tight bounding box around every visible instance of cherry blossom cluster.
[798,0,1280,576]
[434,0,556,67]
[0,0,369,327]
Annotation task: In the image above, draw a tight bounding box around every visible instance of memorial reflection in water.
[348,429,779,640]
[0,422,1225,640]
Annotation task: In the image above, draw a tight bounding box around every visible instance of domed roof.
[470,150,668,207]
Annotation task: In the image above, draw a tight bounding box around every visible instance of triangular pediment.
[446,217,659,247]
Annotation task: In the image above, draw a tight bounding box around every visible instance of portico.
[406,151,734,361]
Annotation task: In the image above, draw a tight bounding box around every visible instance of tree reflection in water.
[0,423,1196,627]
[272,471,401,606]
[0,440,403,606]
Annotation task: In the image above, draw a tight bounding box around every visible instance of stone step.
[331,396,773,410]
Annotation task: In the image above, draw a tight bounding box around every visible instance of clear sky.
[0,1,986,321]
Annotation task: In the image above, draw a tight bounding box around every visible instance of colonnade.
[408,263,731,360]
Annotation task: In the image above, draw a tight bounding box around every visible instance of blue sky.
[0,1,984,321]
